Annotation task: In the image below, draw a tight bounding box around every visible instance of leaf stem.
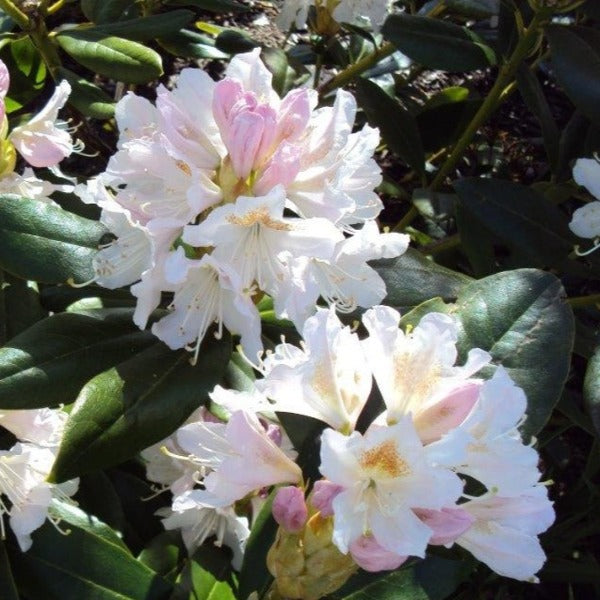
[0,0,29,29]
[567,294,600,308]
[429,7,552,191]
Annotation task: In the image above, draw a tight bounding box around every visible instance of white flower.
[10,81,75,168]
[457,487,554,582]
[319,419,464,557]
[0,408,66,447]
[362,305,490,439]
[257,307,372,432]
[0,168,69,205]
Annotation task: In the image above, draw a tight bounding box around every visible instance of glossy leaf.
[0,195,106,284]
[49,334,232,482]
[56,32,163,84]
[583,346,600,438]
[546,25,600,126]
[216,29,260,54]
[0,310,156,409]
[356,78,425,177]
[59,67,116,119]
[374,248,472,309]
[455,269,574,437]
[80,0,139,24]
[382,13,496,72]
[87,10,195,42]
[158,29,227,60]
[7,502,172,600]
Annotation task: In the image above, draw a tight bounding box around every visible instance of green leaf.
[516,65,560,173]
[7,502,172,600]
[331,555,472,600]
[583,346,600,438]
[261,47,297,97]
[355,78,425,177]
[138,532,184,581]
[0,542,19,600]
[77,471,128,534]
[455,269,574,437]
[158,29,227,60]
[446,0,499,18]
[546,25,600,127]
[238,491,276,600]
[49,334,232,482]
[454,178,575,271]
[0,270,47,345]
[56,31,163,84]
[0,310,157,409]
[164,0,248,12]
[382,13,496,72]
[86,10,195,42]
[374,248,472,309]
[215,29,260,54]
[81,0,139,24]
[0,195,106,284]
[58,67,116,119]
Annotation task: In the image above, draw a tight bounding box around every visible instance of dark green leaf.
[87,10,195,42]
[80,0,139,24]
[7,502,172,600]
[454,178,575,270]
[373,248,472,310]
[261,47,296,97]
[138,532,184,581]
[238,491,276,600]
[49,334,232,482]
[77,471,128,534]
[0,542,19,600]
[158,29,227,60]
[215,29,260,54]
[0,310,156,409]
[0,195,106,284]
[546,25,600,126]
[0,270,47,345]
[331,555,472,600]
[446,0,499,18]
[356,78,425,177]
[58,67,116,119]
[382,13,496,72]
[163,0,248,12]
[56,32,163,84]
[584,346,600,438]
[516,65,560,173]
[455,269,574,437]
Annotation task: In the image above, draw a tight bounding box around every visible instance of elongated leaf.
[0,195,106,284]
[58,67,115,119]
[374,248,472,309]
[87,10,194,42]
[81,0,138,23]
[0,310,156,409]
[546,25,600,126]
[583,346,600,438]
[49,334,232,482]
[454,178,575,270]
[331,556,471,600]
[455,269,574,437]
[164,0,247,12]
[56,32,163,84]
[158,29,227,60]
[382,13,496,72]
[0,542,18,600]
[7,503,172,600]
[356,78,425,177]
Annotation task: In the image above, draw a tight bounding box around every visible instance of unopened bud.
[273,486,308,533]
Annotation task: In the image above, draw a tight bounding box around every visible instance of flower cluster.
[569,156,600,255]
[78,49,408,362]
[0,408,79,551]
[143,306,554,592]
[0,59,76,202]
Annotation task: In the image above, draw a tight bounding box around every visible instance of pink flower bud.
[415,507,475,546]
[0,59,9,99]
[311,479,343,517]
[272,485,308,533]
[349,535,407,572]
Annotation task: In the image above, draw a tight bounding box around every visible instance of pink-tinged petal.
[573,157,600,201]
[311,480,343,517]
[272,486,308,533]
[11,128,72,168]
[0,59,9,98]
[349,535,407,572]
[414,381,482,444]
[277,89,313,143]
[254,142,301,195]
[228,111,265,179]
[415,507,475,546]
[213,79,244,139]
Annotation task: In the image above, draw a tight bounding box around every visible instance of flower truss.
[569,156,600,256]
[78,49,409,362]
[0,59,77,202]
[277,0,393,32]
[0,408,79,551]
[142,305,554,597]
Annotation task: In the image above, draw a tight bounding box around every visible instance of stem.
[567,294,600,309]
[30,23,62,79]
[392,205,418,232]
[429,8,551,191]
[46,0,67,16]
[423,233,461,255]
[0,0,29,29]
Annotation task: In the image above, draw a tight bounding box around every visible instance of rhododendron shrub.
[0,0,593,598]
